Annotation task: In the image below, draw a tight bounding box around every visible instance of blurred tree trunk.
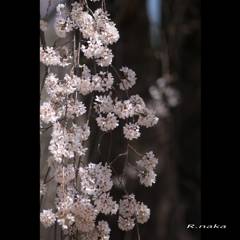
[109,0,201,240]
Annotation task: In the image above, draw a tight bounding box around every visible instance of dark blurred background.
[41,0,201,239]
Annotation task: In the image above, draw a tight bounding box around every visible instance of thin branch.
[106,132,112,162]
[84,0,95,17]
[40,166,51,207]
[136,222,141,240]
[127,144,143,157]
[45,175,55,184]
[40,66,49,96]
[54,222,57,240]
[87,94,94,124]
[109,152,128,166]
[110,64,121,80]
[40,118,65,134]
[45,0,53,19]
[40,31,46,49]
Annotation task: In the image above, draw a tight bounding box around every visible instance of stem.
[40,167,51,207]
[136,222,141,240]
[40,118,65,134]
[40,66,49,95]
[110,64,121,80]
[54,222,57,240]
[40,31,46,49]
[127,144,143,157]
[45,175,55,184]
[106,132,112,162]
[109,152,128,166]
[84,0,95,17]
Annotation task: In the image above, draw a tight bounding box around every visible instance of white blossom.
[96,113,119,132]
[49,123,89,163]
[40,209,56,228]
[82,41,113,67]
[77,65,95,95]
[56,195,75,230]
[56,3,65,13]
[119,194,137,219]
[94,192,118,215]
[114,100,135,119]
[78,163,113,196]
[40,20,48,32]
[118,216,135,231]
[119,67,136,90]
[40,0,160,237]
[129,95,146,114]
[136,202,150,224]
[40,180,46,196]
[72,198,98,232]
[92,72,114,92]
[66,99,86,119]
[96,47,113,67]
[71,3,95,39]
[136,151,158,187]
[138,109,159,128]
[94,95,114,113]
[81,220,111,240]
[93,9,119,45]
[123,123,141,140]
[40,46,71,67]
[55,164,75,184]
[118,194,150,231]
[97,220,111,240]
[40,102,60,124]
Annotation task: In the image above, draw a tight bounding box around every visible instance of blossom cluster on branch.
[40,1,161,239]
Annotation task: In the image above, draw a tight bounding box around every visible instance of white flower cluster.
[41,163,117,235]
[54,164,75,184]
[51,2,119,67]
[55,5,74,38]
[49,123,89,163]
[40,209,56,228]
[78,163,115,199]
[118,194,150,231]
[149,76,180,117]
[94,93,159,139]
[119,67,136,90]
[81,220,111,240]
[96,113,119,131]
[40,20,48,32]
[123,123,140,140]
[136,151,158,187]
[40,46,71,67]
[40,1,161,238]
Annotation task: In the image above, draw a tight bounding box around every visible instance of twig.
[54,222,57,240]
[127,144,143,157]
[110,152,128,166]
[40,166,51,207]
[110,64,121,80]
[45,175,55,184]
[40,66,49,95]
[45,0,52,19]
[87,94,94,124]
[136,222,141,240]
[106,132,112,162]
[97,132,106,155]
[40,31,46,49]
